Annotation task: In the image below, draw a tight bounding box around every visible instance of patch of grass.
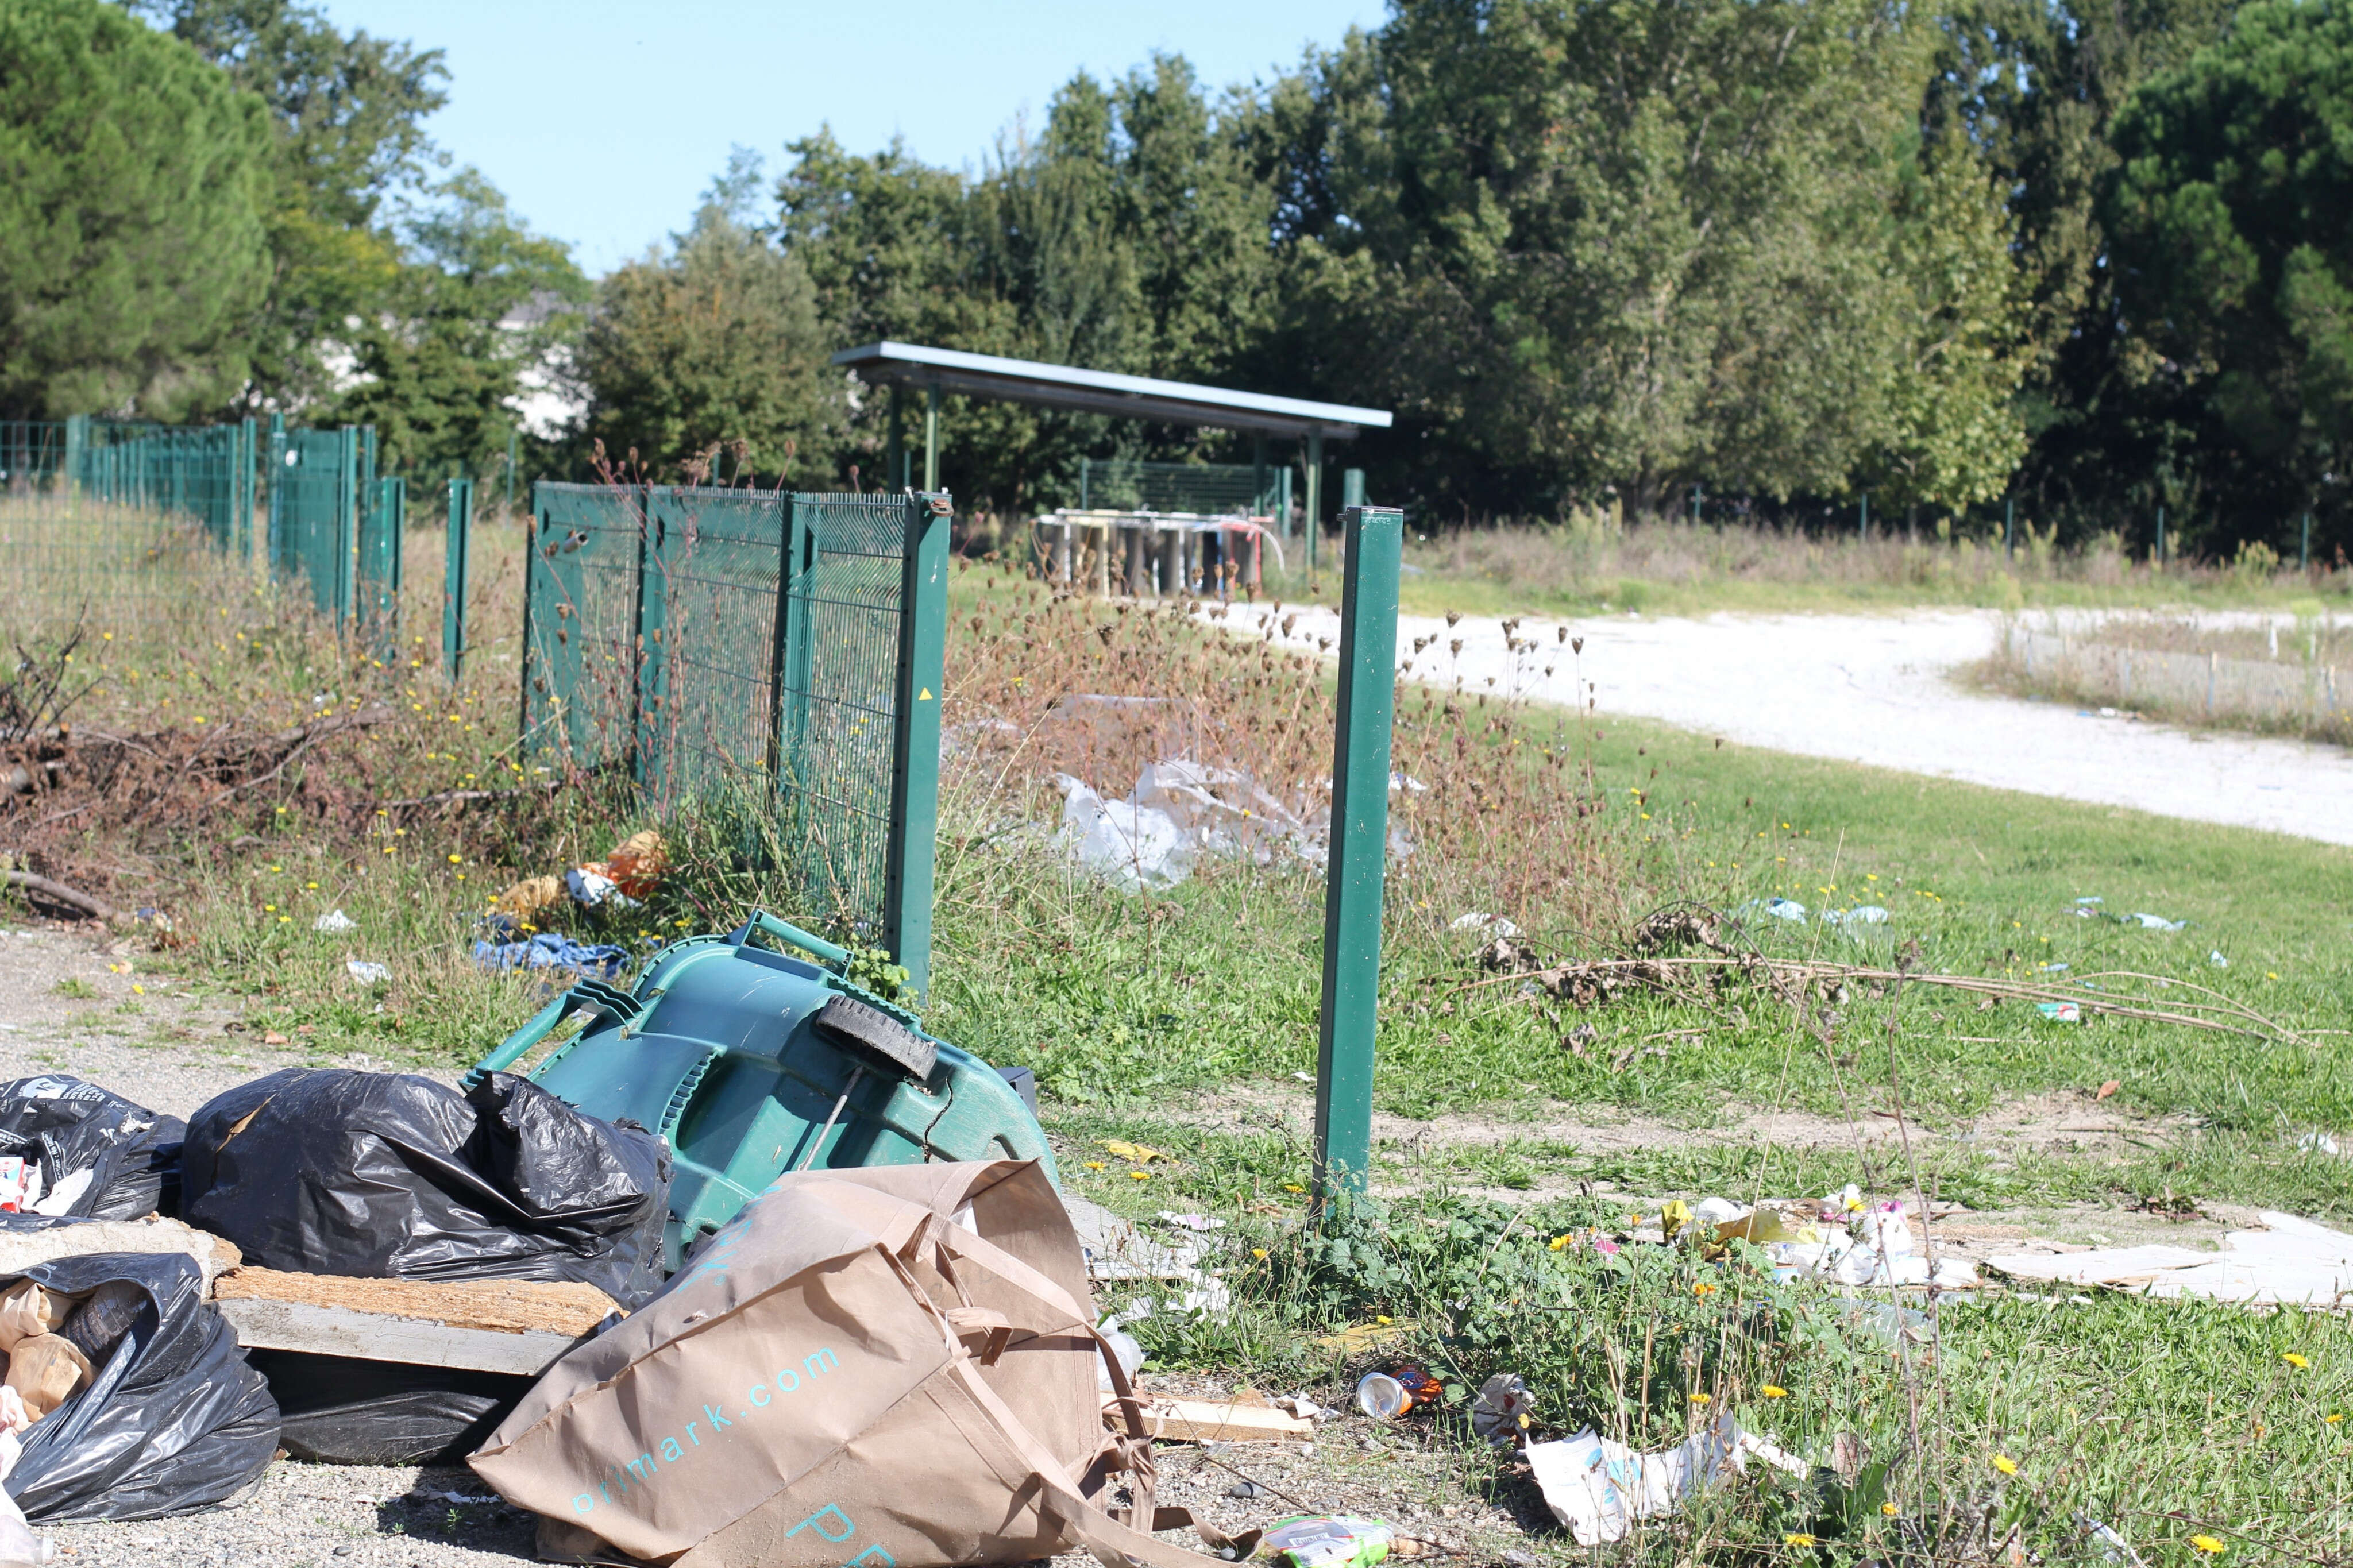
[1247,515,2353,620]
[49,976,95,999]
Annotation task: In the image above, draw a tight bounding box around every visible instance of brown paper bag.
[0,1283,68,1352]
[5,1333,91,1420]
[472,1161,1245,1568]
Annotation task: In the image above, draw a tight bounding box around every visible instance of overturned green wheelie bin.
[468,910,1052,1269]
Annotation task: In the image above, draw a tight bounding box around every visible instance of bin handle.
[731,909,850,971]
[463,993,573,1089]
[462,978,642,1088]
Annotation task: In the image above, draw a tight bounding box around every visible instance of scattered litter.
[1262,1513,1419,1568]
[2038,960,2069,972]
[1526,1409,1805,1546]
[1056,761,1325,891]
[0,1077,185,1221]
[1450,912,1519,937]
[1292,1071,1314,1083]
[1738,897,1807,922]
[1155,1212,1225,1232]
[2076,1513,2148,1568]
[1389,772,1428,794]
[344,959,391,986]
[0,1427,51,1565]
[1989,1210,2353,1304]
[2123,913,2186,931]
[471,933,628,981]
[1470,1373,1536,1446]
[2038,1001,2081,1024]
[2073,897,2105,914]
[311,909,356,934]
[2209,950,2230,968]
[1316,1319,1419,1355]
[1820,906,1889,927]
[2300,1132,2342,1157]
[1103,1140,1167,1164]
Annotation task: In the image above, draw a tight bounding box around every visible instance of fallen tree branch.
[2,868,113,923]
[203,703,397,808]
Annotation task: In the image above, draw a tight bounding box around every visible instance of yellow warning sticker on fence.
[919,688,934,700]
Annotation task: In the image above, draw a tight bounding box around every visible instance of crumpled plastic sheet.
[1054,759,1334,891]
[1526,1409,1806,1546]
[472,933,630,980]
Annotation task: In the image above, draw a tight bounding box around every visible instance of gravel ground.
[1232,603,2353,845]
[0,923,449,1121]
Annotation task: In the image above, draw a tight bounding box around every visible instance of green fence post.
[2302,512,2312,573]
[634,488,672,794]
[62,415,85,499]
[335,427,361,628]
[2004,497,2015,561]
[364,475,404,658]
[884,492,951,995]
[1314,504,1403,1200]
[444,478,473,680]
[1860,492,1870,541]
[504,430,519,514]
[1343,468,1365,510]
[2157,505,2167,567]
[265,415,285,573]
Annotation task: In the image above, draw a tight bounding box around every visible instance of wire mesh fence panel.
[271,427,357,622]
[74,420,254,553]
[522,485,649,769]
[641,488,787,808]
[0,422,64,492]
[774,493,916,939]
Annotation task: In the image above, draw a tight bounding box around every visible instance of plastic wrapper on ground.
[1525,1409,1805,1546]
[179,1069,670,1308]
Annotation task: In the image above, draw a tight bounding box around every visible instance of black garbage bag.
[247,1350,533,1466]
[180,1069,669,1307]
[0,1076,184,1219]
[5,1249,278,1521]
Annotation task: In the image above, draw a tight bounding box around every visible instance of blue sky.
[321,1,1388,276]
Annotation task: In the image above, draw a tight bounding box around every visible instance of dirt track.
[1234,604,2353,845]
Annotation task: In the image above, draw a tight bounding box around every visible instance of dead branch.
[2,868,113,923]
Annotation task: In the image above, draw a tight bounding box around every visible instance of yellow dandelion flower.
[1784,1534,1815,1548]
[1688,1392,1710,1405]
[1693,1282,1716,1297]
[1251,1249,1268,1260]
[2190,1537,2225,1556]
[1549,1235,1571,1251]
[1992,1454,2018,1476]
[1083,1161,1106,1171]
[1761,1385,1788,1399]
[1880,1503,1898,1517]
[2284,1353,2310,1369]
[1129,1171,1150,1180]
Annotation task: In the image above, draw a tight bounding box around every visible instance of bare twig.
[1,868,113,922]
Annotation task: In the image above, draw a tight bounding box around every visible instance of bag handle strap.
[917,1218,1161,1449]
[943,1357,1262,1568]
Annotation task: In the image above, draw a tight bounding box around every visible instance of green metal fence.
[522,483,951,987]
[265,419,401,641]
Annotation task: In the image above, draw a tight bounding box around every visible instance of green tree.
[2106,0,2353,535]
[574,202,842,484]
[329,169,588,481]
[1263,0,1945,516]
[134,0,448,410]
[0,0,274,418]
[1862,129,2035,510]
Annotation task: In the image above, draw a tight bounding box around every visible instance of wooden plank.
[211,1266,616,1336]
[215,1297,588,1376]
[1107,1397,1313,1443]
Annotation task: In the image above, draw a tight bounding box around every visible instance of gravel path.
[1233,603,2353,845]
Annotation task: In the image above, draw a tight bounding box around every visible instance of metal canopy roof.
[830,341,1391,439]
